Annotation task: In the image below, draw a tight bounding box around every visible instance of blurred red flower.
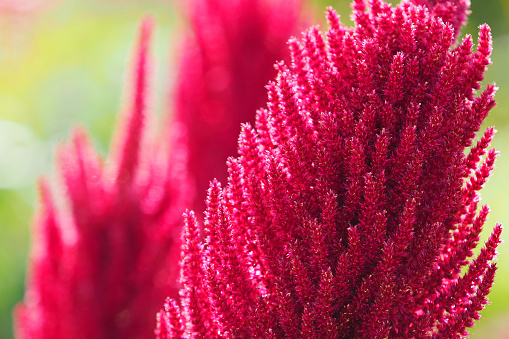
[15,18,190,339]
[174,0,304,212]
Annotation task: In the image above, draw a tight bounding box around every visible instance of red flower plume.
[15,18,190,339]
[157,0,501,337]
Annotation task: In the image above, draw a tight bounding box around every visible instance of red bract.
[15,18,190,339]
[174,0,304,212]
[158,0,501,337]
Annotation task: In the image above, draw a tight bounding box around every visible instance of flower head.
[15,18,190,339]
[158,0,501,337]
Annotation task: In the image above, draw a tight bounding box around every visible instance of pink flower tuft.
[158,0,501,337]
[15,18,190,339]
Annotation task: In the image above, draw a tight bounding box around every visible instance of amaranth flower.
[15,18,190,339]
[157,0,501,337]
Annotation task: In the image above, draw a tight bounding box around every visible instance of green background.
[0,0,507,338]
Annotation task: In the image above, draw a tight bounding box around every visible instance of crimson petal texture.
[158,0,501,338]
[174,0,304,212]
[15,18,190,339]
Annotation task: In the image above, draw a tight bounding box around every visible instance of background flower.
[173,0,304,212]
[14,18,190,339]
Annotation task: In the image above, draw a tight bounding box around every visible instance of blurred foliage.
[0,0,507,338]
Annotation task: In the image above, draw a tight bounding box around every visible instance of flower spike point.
[15,18,190,339]
[174,0,304,213]
[159,0,501,337]
[109,16,153,187]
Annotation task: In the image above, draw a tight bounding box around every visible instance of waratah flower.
[174,0,304,212]
[156,0,501,337]
[15,18,190,339]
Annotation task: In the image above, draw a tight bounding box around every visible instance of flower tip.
[495,223,503,234]
[209,178,221,188]
[70,125,88,139]
[139,15,155,39]
[36,177,50,199]
[479,23,491,32]
[325,5,336,13]
[478,23,493,46]
[109,13,155,183]
[70,125,92,149]
[326,6,341,28]
[205,179,222,205]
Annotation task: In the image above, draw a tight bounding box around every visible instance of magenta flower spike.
[15,18,190,339]
[174,0,304,212]
[157,0,501,337]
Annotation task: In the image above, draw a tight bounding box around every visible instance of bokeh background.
[0,0,507,338]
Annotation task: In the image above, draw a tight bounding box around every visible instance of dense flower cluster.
[15,19,191,339]
[156,0,501,337]
[174,0,304,211]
